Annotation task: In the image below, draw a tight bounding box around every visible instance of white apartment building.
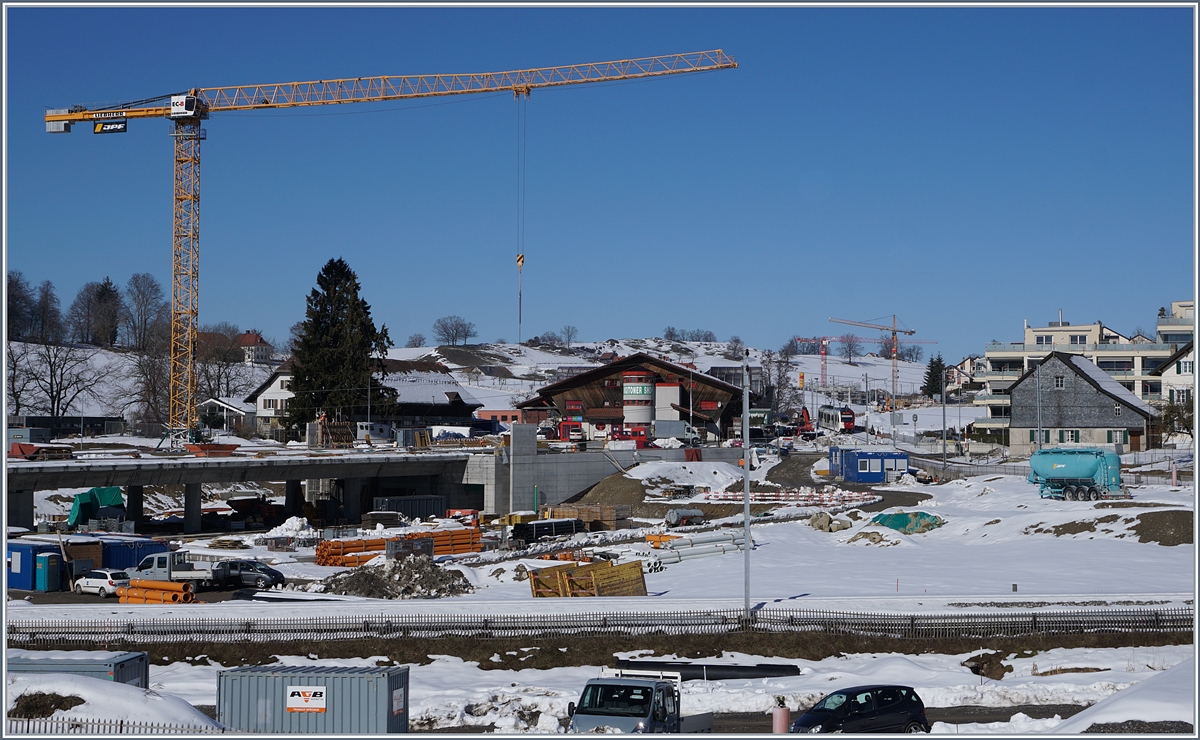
[973,302,1193,435]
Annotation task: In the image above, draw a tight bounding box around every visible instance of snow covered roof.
[201,397,255,414]
[1066,355,1160,417]
[378,362,482,407]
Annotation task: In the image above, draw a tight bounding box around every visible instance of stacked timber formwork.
[529,560,647,598]
[540,504,633,531]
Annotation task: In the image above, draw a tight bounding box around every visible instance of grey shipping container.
[385,537,434,559]
[372,495,445,520]
[218,665,409,733]
[6,649,150,688]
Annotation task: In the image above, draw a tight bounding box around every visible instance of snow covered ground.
[7,466,1194,732]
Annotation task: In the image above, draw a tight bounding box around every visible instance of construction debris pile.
[312,555,474,599]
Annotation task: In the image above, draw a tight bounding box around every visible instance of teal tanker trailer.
[1027,448,1128,501]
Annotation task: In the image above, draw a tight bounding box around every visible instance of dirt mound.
[315,555,474,599]
[1131,510,1193,546]
[8,693,85,718]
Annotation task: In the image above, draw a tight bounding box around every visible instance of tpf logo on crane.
[286,686,326,713]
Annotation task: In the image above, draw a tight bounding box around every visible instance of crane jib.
[42,49,737,445]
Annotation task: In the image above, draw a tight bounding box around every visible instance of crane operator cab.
[169,95,205,119]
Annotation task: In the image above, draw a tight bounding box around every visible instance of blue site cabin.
[828,446,909,484]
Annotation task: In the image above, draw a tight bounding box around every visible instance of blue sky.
[4,6,1194,362]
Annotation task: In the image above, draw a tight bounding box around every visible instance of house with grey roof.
[1006,352,1160,457]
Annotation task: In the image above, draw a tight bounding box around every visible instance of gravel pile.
[312,555,474,599]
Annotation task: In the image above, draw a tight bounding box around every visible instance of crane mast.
[829,315,918,420]
[45,51,737,444]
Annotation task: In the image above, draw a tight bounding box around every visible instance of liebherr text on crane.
[45,51,737,445]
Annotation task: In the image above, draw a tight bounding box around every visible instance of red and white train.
[817,405,856,434]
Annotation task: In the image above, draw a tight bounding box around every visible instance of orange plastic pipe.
[130,579,192,593]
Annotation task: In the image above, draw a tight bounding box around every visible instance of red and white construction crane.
[829,315,934,413]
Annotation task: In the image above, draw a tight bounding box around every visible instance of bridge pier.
[284,480,303,517]
[184,483,202,534]
[8,489,34,530]
[126,485,144,522]
[342,478,363,524]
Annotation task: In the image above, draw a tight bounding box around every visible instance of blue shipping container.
[98,538,169,570]
[6,542,60,591]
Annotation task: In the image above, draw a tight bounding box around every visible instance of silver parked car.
[74,568,131,598]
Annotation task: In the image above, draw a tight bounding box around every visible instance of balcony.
[973,394,1011,403]
[1156,317,1194,326]
[975,370,1022,379]
[972,418,1010,428]
[985,342,1180,353]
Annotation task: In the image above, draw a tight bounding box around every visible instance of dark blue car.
[790,685,930,733]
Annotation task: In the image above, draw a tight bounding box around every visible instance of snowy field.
[7,467,1194,733]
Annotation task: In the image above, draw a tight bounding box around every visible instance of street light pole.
[742,348,751,622]
[941,367,947,470]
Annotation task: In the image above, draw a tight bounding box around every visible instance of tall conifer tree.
[283,259,395,426]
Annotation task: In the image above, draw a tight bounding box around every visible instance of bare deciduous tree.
[122,273,167,351]
[197,322,255,400]
[26,342,103,417]
[561,325,579,348]
[838,334,862,365]
[762,349,800,418]
[6,340,37,416]
[405,333,426,348]
[432,316,477,346]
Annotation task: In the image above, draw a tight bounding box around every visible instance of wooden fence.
[5,717,223,734]
[7,606,1190,646]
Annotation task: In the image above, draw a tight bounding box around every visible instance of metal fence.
[6,717,223,735]
[7,606,1191,645]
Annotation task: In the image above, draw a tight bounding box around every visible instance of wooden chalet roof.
[515,352,745,422]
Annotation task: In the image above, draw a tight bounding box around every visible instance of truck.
[650,420,701,447]
[566,669,712,734]
[133,550,231,590]
[664,508,706,528]
[1027,448,1129,501]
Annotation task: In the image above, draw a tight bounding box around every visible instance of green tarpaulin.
[67,486,126,527]
[870,511,945,535]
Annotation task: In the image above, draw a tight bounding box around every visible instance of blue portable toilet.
[35,552,61,592]
[840,447,909,484]
[7,541,59,591]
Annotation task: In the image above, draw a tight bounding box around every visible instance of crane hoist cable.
[43,50,738,446]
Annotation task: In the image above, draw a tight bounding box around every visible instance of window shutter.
[1107,430,1112,443]
[1044,430,1050,443]
[1058,430,1064,443]
[1075,430,1081,443]
[1169,389,1175,403]
[1029,430,1036,442]
[1177,361,1182,374]
[1123,430,1129,444]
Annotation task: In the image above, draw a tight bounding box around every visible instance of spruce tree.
[283,258,395,426]
[921,354,947,399]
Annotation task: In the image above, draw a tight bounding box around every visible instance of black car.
[790,685,929,733]
[223,560,286,589]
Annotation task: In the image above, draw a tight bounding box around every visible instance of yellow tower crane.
[45,50,738,444]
